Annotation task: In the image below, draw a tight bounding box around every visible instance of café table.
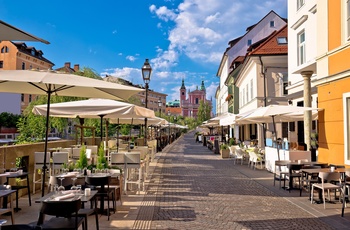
[286,162,328,191]
[35,189,98,208]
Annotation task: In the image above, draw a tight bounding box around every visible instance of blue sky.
[1,0,287,114]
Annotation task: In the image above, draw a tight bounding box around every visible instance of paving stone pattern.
[134,132,335,230]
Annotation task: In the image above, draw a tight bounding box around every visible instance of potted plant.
[75,145,88,169]
[220,144,230,158]
[96,143,108,170]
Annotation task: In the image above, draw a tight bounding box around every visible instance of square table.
[36,190,98,209]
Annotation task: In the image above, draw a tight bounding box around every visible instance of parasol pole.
[41,86,52,197]
[272,115,280,161]
[116,118,119,152]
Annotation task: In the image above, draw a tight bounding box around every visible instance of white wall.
[288,1,317,96]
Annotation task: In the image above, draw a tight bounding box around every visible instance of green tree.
[16,67,101,144]
[96,143,108,169]
[197,100,211,123]
[75,145,88,169]
[0,112,22,127]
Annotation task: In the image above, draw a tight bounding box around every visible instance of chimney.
[64,62,71,68]
[74,64,79,72]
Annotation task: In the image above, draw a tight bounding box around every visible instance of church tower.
[180,78,186,107]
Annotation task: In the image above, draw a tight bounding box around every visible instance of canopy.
[0,70,144,197]
[0,20,50,44]
[0,70,143,100]
[209,112,237,126]
[33,98,155,119]
[109,117,167,126]
[235,105,319,125]
[235,105,320,161]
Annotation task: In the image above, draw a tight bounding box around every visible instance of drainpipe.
[259,56,267,147]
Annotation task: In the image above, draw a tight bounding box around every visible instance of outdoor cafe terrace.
[1,132,350,229]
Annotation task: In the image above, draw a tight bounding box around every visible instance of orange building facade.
[315,0,350,166]
[0,41,54,113]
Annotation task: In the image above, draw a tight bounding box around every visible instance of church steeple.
[180,78,186,108]
[181,78,186,89]
[200,80,205,91]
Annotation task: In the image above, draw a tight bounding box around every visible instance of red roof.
[248,24,288,55]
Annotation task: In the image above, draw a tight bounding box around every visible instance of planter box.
[220,149,230,158]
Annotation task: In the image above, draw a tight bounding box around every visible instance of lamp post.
[174,115,177,140]
[168,110,171,144]
[142,59,152,146]
[158,97,162,151]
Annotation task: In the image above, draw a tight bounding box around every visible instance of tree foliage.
[15,67,101,144]
[197,100,211,123]
[0,112,22,128]
[96,143,108,169]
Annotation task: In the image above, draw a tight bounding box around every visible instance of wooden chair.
[36,199,85,229]
[85,176,115,220]
[33,152,50,195]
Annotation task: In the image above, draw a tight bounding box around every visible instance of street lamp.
[168,110,171,144]
[142,59,152,145]
[158,97,162,150]
[158,97,162,117]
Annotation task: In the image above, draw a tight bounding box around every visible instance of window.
[343,92,350,164]
[297,0,305,10]
[298,31,306,65]
[347,0,350,39]
[250,79,253,99]
[1,46,8,53]
[21,62,26,70]
[21,94,24,102]
[29,95,32,102]
[246,84,249,102]
[243,88,246,105]
[247,39,252,46]
[182,92,184,95]
[277,37,288,44]
[283,75,288,95]
[270,21,275,27]
[0,61,3,68]
[195,98,199,104]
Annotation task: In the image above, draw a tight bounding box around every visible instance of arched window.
[1,46,9,53]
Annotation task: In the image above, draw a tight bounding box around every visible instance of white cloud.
[150,0,287,66]
[126,55,137,62]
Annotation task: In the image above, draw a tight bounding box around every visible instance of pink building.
[180,79,212,118]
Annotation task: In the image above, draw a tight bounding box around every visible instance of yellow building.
[315,0,350,166]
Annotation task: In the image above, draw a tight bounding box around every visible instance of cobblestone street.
[134,131,350,230]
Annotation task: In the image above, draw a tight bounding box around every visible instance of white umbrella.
[109,117,167,126]
[209,112,237,126]
[235,105,320,160]
[0,20,49,44]
[0,70,144,196]
[32,98,156,142]
[235,105,319,125]
[33,98,155,119]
